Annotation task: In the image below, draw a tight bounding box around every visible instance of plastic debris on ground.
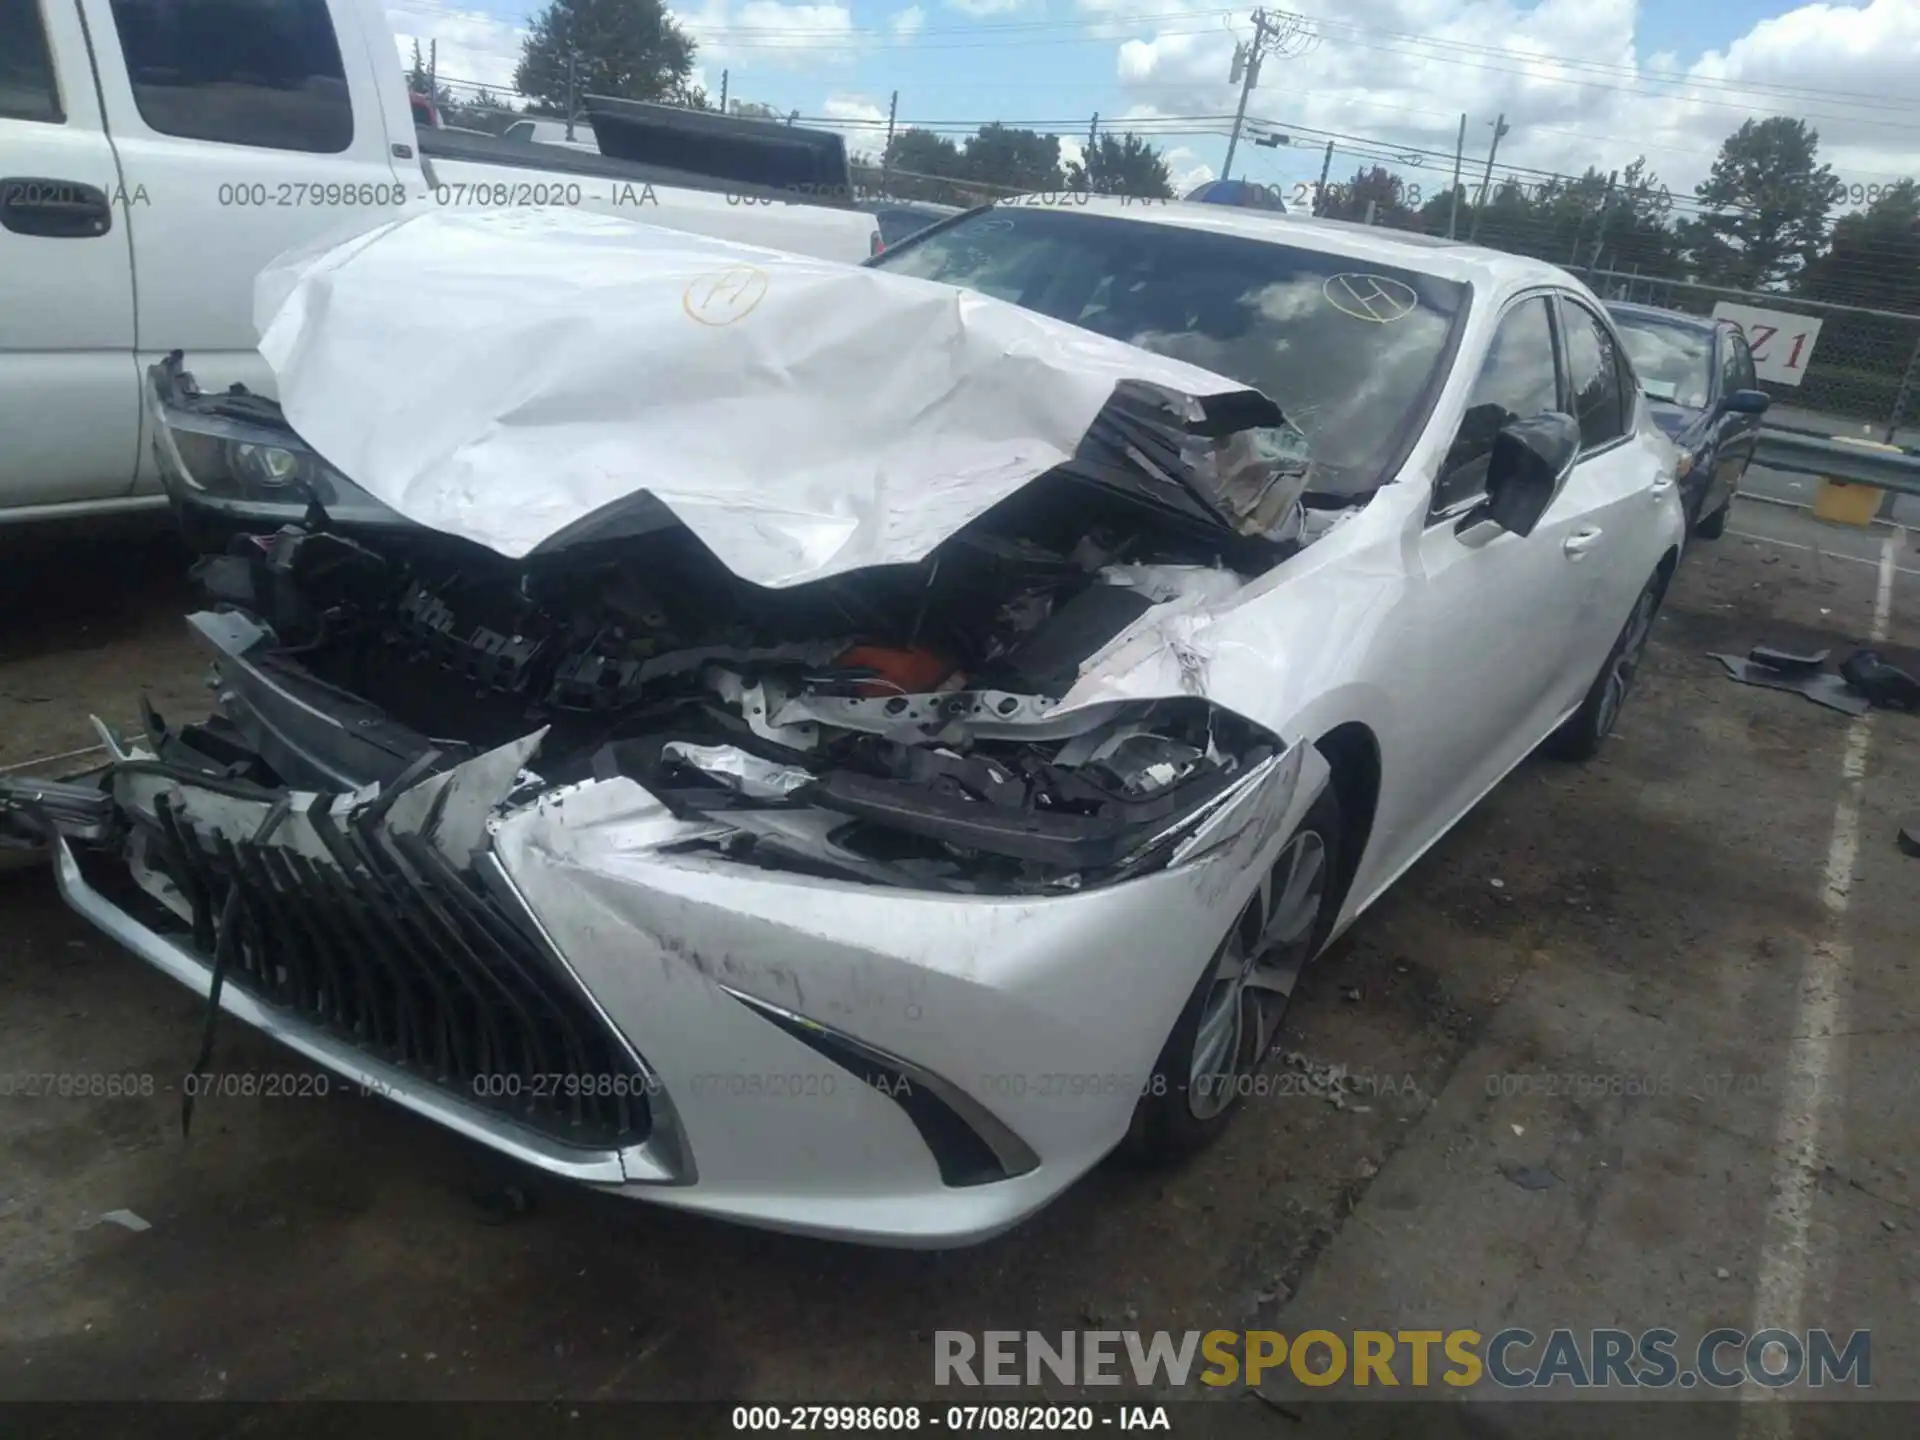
[1712,644,1869,716]
[79,1209,151,1233]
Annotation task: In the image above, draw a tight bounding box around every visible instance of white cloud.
[818,92,891,160]
[892,5,927,36]
[947,0,1028,15]
[1101,0,1920,205]
[676,1,860,69]
[1163,145,1215,196]
[386,4,525,96]
[1058,135,1086,174]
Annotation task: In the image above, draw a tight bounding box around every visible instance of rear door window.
[1558,299,1628,450]
[105,0,353,153]
[1,0,64,123]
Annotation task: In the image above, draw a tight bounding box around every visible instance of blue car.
[1606,302,1771,539]
[1184,179,1288,211]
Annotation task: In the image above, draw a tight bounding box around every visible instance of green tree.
[1315,164,1416,225]
[1679,117,1844,289]
[880,128,968,201]
[514,0,697,112]
[1066,132,1172,198]
[962,124,1064,192]
[1801,178,1920,310]
[405,40,453,106]
[1587,156,1684,281]
[1416,184,1465,236]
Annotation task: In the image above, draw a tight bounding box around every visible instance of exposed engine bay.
[130,351,1358,895]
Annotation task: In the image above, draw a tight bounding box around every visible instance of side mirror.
[1479,411,1579,538]
[1722,388,1770,416]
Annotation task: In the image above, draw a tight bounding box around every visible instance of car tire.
[1124,784,1344,1163]
[1543,570,1665,762]
[1694,501,1729,540]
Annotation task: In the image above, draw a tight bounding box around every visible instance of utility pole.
[565,49,578,140]
[1313,139,1333,215]
[880,90,898,197]
[1468,112,1508,241]
[719,70,728,113]
[1220,9,1314,183]
[1220,16,1265,185]
[1085,112,1099,191]
[1584,169,1618,279]
[1887,333,1920,444]
[1447,112,1465,238]
[427,39,437,98]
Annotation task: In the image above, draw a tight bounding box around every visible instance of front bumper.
[36,729,1320,1248]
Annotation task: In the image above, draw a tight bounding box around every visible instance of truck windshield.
[870,207,1467,495]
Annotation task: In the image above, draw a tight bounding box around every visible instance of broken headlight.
[145,356,407,529]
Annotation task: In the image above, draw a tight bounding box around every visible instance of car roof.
[1605,300,1724,335]
[987,195,1584,296]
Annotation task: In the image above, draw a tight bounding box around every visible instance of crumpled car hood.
[253,208,1280,588]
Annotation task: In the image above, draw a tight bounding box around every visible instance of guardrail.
[1753,428,1920,498]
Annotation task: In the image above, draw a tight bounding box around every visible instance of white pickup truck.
[0,0,878,523]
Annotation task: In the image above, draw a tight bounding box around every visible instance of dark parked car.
[1606,302,1770,538]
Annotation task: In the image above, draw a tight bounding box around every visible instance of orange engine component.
[834,645,957,697]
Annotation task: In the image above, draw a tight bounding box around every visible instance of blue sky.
[386,0,1920,200]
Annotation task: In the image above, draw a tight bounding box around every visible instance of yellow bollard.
[1810,436,1901,527]
[1812,477,1884,526]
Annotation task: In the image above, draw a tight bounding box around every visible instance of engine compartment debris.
[130,350,1353,897]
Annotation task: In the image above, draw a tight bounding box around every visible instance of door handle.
[0,177,113,238]
[1563,527,1604,558]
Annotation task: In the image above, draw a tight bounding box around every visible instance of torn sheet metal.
[660,742,815,800]
[113,731,546,890]
[379,730,549,865]
[252,208,1267,584]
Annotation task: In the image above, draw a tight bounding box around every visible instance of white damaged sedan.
[11,200,1684,1246]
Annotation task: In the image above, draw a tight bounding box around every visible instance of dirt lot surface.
[3,503,1918,1432]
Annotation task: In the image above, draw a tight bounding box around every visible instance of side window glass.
[1,0,64,123]
[1719,331,1743,400]
[1559,301,1627,449]
[1435,297,1557,514]
[105,0,353,153]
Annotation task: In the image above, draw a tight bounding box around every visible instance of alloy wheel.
[1594,589,1658,740]
[1188,830,1328,1120]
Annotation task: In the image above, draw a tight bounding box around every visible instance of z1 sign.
[1710,303,1823,387]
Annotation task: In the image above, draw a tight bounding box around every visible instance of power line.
[1279,9,1920,115]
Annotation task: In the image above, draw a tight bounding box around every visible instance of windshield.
[869,208,1468,494]
[1612,312,1714,410]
